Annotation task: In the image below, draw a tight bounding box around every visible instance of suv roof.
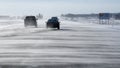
[25,16,36,19]
[51,17,59,20]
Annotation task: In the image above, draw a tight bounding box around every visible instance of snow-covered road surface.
[0,19,120,68]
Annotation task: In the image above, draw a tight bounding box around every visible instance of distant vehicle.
[115,13,120,20]
[24,16,37,27]
[99,13,111,20]
[46,17,60,29]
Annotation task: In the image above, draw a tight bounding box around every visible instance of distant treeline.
[61,13,98,18]
[61,13,120,20]
[0,13,43,20]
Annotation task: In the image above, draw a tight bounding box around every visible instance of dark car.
[46,17,60,29]
[24,16,37,27]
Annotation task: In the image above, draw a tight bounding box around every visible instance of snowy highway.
[0,19,120,68]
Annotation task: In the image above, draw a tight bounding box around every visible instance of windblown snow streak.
[0,19,120,68]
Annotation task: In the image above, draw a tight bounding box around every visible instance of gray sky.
[0,0,120,17]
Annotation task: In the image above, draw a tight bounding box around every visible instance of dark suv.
[46,17,60,29]
[24,16,37,27]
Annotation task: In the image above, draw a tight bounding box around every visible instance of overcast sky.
[0,0,120,17]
